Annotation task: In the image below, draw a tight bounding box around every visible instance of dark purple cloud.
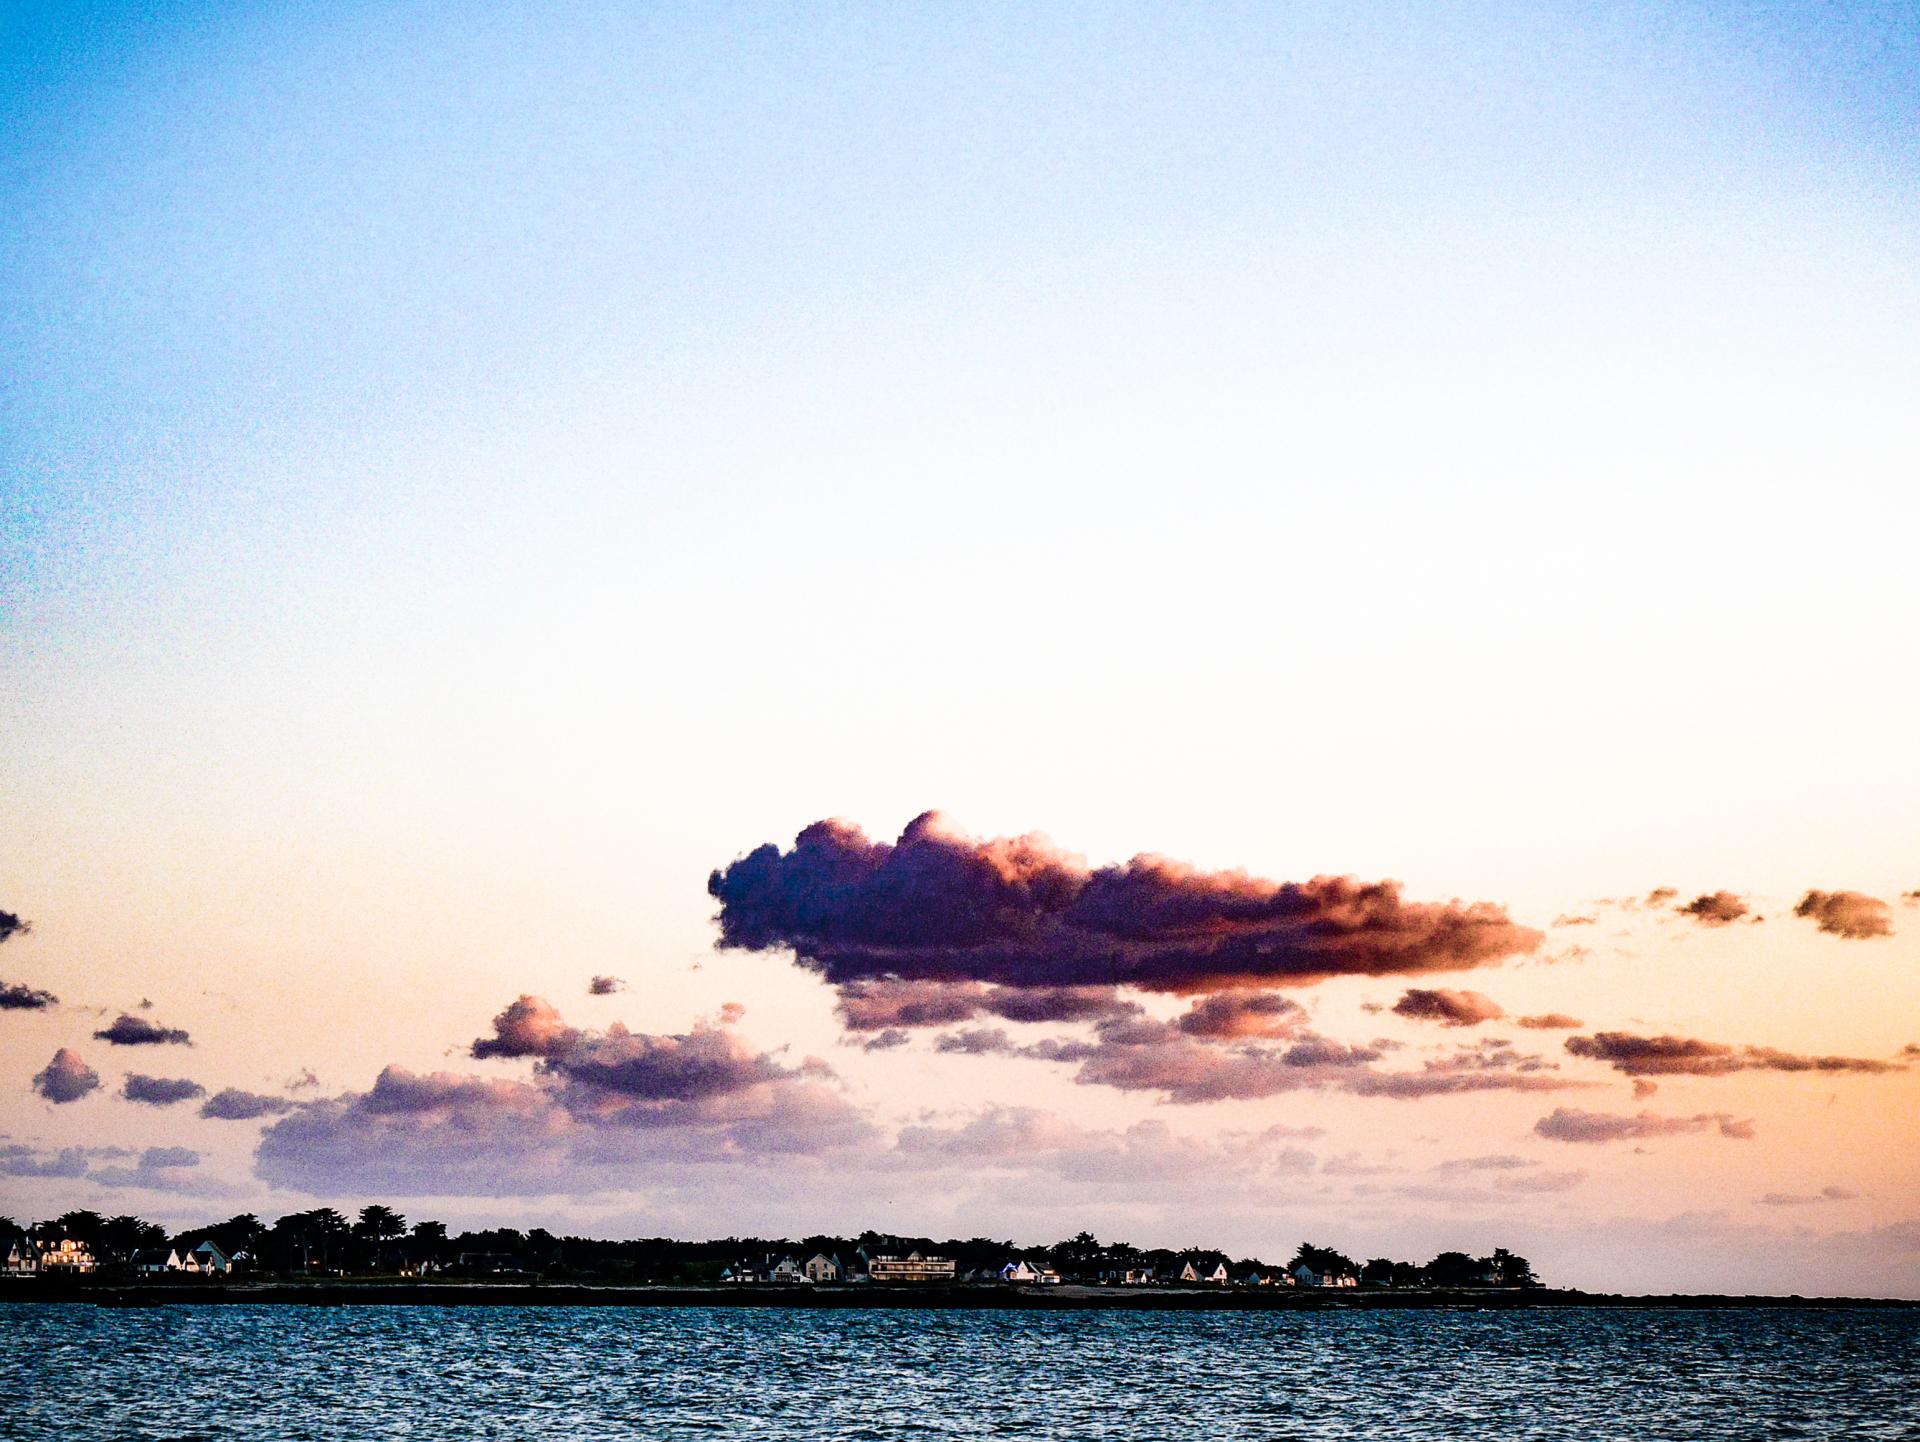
[1565,1031,1900,1077]
[1514,1013,1583,1030]
[1390,988,1505,1027]
[1677,891,1750,926]
[853,1027,911,1052]
[1793,890,1892,939]
[200,1088,298,1120]
[711,812,1542,994]
[32,1047,100,1103]
[0,979,57,1010]
[94,1013,192,1046]
[1535,1107,1754,1144]
[0,911,26,945]
[122,1074,207,1106]
[588,975,626,995]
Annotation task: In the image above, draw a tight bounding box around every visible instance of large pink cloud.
[710,812,1542,993]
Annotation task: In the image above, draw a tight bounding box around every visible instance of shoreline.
[7,1282,1916,1310]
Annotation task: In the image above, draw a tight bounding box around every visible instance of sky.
[2,1,1917,1295]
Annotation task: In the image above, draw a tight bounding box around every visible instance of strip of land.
[11,1282,1915,1310]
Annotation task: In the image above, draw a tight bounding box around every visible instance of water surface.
[3,1303,1914,1440]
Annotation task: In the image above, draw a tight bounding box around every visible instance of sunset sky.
[3,2,1917,1296]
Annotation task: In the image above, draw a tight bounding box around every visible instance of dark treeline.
[6,1208,1540,1288]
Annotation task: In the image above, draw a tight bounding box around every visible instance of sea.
[2,1303,1915,1440]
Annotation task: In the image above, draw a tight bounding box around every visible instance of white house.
[999,1260,1040,1284]
[190,1241,233,1275]
[37,1238,95,1274]
[1203,1262,1229,1285]
[1178,1261,1201,1283]
[3,1240,37,1276]
[132,1248,183,1274]
[803,1253,840,1284]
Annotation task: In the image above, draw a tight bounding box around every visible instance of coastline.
[9,1282,1916,1310]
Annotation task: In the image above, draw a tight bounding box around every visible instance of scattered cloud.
[1391,988,1505,1027]
[1176,991,1306,1039]
[0,1143,91,1178]
[934,1027,1013,1056]
[0,911,27,945]
[834,977,1138,1032]
[588,975,626,996]
[1494,1169,1587,1194]
[1514,1013,1583,1030]
[1645,887,1678,906]
[1551,914,1596,927]
[0,979,57,1010]
[200,1088,298,1120]
[93,1013,192,1046]
[1020,1014,1581,1105]
[710,812,1542,996]
[470,995,578,1060]
[122,1074,207,1106]
[1565,1031,1901,1077]
[1677,891,1750,927]
[1433,1154,1533,1173]
[259,997,871,1196]
[1534,1107,1755,1144]
[1793,890,1892,940]
[1758,1186,1859,1207]
[31,1048,100,1104]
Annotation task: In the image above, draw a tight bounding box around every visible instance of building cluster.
[717,1247,1366,1289]
[3,1234,235,1279]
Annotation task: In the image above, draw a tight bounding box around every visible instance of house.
[190,1242,232,1275]
[1292,1262,1355,1288]
[1178,1261,1201,1283]
[1202,1262,1229,1285]
[1121,1268,1154,1286]
[132,1249,183,1274]
[999,1260,1040,1284]
[37,1238,95,1274]
[1240,1271,1267,1287]
[1034,1266,1062,1285]
[803,1253,841,1284]
[771,1256,803,1284]
[3,1239,38,1277]
[868,1252,956,1284]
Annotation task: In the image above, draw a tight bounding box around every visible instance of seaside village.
[3,1210,1541,1291]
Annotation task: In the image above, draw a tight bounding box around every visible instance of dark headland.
[33,1282,1919,1310]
